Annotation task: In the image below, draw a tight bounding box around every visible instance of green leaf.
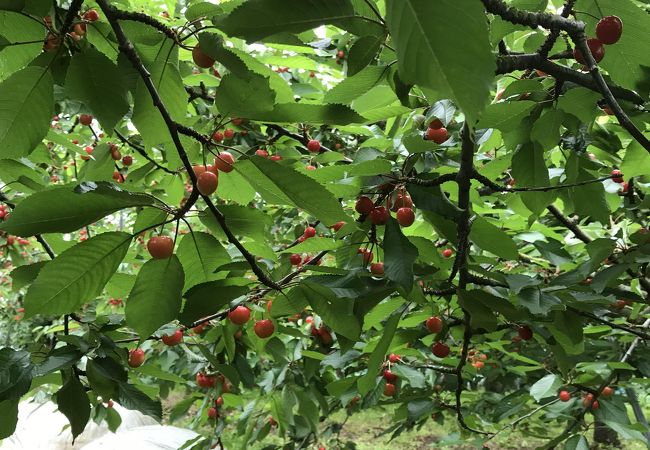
[512,143,556,215]
[126,256,185,340]
[32,346,82,377]
[347,35,383,76]
[237,102,367,125]
[358,310,401,395]
[300,282,361,340]
[78,143,119,182]
[179,280,249,326]
[621,141,650,178]
[529,374,562,402]
[564,435,589,450]
[0,66,53,157]
[0,159,46,192]
[279,237,344,254]
[247,156,350,226]
[458,290,498,331]
[324,66,388,104]
[56,373,90,442]
[531,108,564,150]
[386,0,495,123]
[214,72,276,118]
[214,0,381,41]
[10,261,47,292]
[200,204,272,243]
[585,239,616,271]
[547,310,584,355]
[24,232,131,317]
[516,287,560,315]
[557,87,600,123]
[0,399,19,439]
[177,232,231,292]
[383,217,418,292]
[0,182,156,236]
[470,216,519,260]
[392,364,426,388]
[116,382,162,421]
[64,48,129,131]
[477,101,536,131]
[0,12,44,81]
[132,61,186,150]
[0,348,33,401]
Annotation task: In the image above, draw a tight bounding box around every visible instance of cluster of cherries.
[558,386,614,410]
[424,118,449,144]
[191,150,235,196]
[573,15,623,66]
[42,8,99,52]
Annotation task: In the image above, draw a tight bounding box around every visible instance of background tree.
[0,0,649,449]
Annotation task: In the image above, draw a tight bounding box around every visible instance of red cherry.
[307,139,321,153]
[270,155,282,161]
[517,325,533,341]
[110,148,122,161]
[396,207,415,227]
[388,192,413,212]
[611,169,624,183]
[331,221,345,232]
[212,130,224,142]
[426,316,443,333]
[601,386,614,397]
[319,327,333,345]
[228,305,251,325]
[442,248,453,258]
[369,207,389,225]
[85,146,94,155]
[255,149,269,158]
[290,253,302,265]
[306,165,316,171]
[254,319,275,338]
[196,372,216,388]
[428,118,443,129]
[383,369,398,383]
[426,127,449,144]
[596,16,622,45]
[388,353,401,363]
[432,341,450,358]
[304,226,316,238]
[214,152,234,173]
[147,235,174,259]
[207,407,217,419]
[266,300,272,313]
[192,45,214,68]
[359,248,373,265]
[128,348,145,368]
[224,128,234,139]
[83,9,99,21]
[215,396,223,407]
[197,171,218,195]
[122,155,133,166]
[370,262,384,276]
[383,382,396,396]
[573,38,605,65]
[106,399,114,408]
[583,394,599,410]
[559,390,571,402]
[337,50,345,59]
[472,361,484,369]
[161,329,183,346]
[79,114,93,126]
[355,196,374,215]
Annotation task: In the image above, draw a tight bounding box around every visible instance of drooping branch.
[97,0,280,291]
[566,306,650,340]
[265,124,352,162]
[113,129,179,175]
[472,170,618,193]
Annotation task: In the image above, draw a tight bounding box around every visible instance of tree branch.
[113,129,179,175]
[536,0,576,58]
[97,0,280,291]
[481,0,584,34]
[265,124,353,162]
[472,170,618,193]
[566,306,650,340]
[403,172,457,187]
[61,0,85,35]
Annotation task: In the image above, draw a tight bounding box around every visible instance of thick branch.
[403,172,457,187]
[61,0,85,35]
[111,8,178,43]
[536,0,576,58]
[481,0,584,34]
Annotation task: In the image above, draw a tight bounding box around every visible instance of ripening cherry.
[212,130,224,142]
[611,169,624,183]
[331,221,345,232]
[304,226,317,238]
[122,155,133,166]
[355,196,374,215]
[426,316,443,333]
[255,149,269,158]
[388,353,401,363]
[224,128,234,139]
[472,361,484,369]
[290,253,302,265]
[85,146,93,154]
[196,372,216,388]
[228,305,251,325]
[426,127,449,144]
[517,325,533,341]
[147,235,174,259]
[270,155,282,161]
[192,45,214,68]
[369,206,389,225]
[370,262,384,276]
[358,248,373,265]
[197,171,218,195]
[442,248,453,258]
[428,118,443,129]
[432,341,450,358]
[388,192,413,211]
[207,407,217,419]
[214,152,234,173]
[383,369,398,383]
[110,148,122,161]
[128,348,145,368]
[559,390,571,402]
[596,16,623,45]
[337,50,345,59]
[396,207,415,227]
[83,9,99,21]
[307,139,321,153]
[601,386,614,397]
[79,114,93,126]
[161,329,183,346]
[583,394,599,410]
[383,382,396,396]
[254,320,274,338]
[573,38,605,65]
[306,165,316,171]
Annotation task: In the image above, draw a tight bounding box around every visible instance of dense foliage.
[1,0,650,449]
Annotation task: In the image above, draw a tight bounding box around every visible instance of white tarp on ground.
[78,425,200,450]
